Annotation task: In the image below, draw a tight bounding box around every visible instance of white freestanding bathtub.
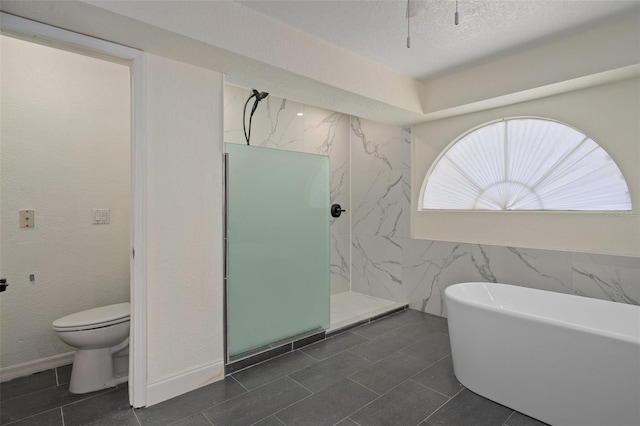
[445,282,640,426]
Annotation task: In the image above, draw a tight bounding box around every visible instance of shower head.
[252,89,269,101]
[244,89,270,145]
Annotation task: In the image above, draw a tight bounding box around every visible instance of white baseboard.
[1,352,75,383]
[145,360,225,407]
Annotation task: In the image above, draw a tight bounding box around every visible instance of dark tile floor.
[0,309,549,426]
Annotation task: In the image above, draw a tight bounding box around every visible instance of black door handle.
[0,278,8,292]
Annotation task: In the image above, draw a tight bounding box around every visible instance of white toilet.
[53,302,130,394]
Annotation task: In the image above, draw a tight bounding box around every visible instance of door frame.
[0,12,148,407]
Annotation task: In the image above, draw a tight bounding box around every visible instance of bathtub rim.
[445,282,640,345]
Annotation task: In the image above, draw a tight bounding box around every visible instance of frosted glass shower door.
[226,143,330,357]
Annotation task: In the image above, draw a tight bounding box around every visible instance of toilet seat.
[53,302,130,332]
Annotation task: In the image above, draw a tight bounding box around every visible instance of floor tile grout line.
[59,386,120,409]
[270,377,374,426]
[213,374,294,407]
[226,360,373,424]
[177,377,258,420]
[287,375,316,395]
[166,410,211,426]
[230,357,320,395]
[406,378,457,400]
[229,374,250,392]
[231,350,318,391]
[399,344,451,365]
[407,353,450,379]
[344,350,449,398]
[291,348,321,363]
[420,386,466,424]
[299,336,368,362]
[349,325,390,339]
[416,395,453,425]
[130,406,142,426]
[0,380,64,404]
[300,341,370,364]
[266,390,317,424]
[202,410,215,425]
[345,371,424,421]
[349,319,407,339]
[331,415,351,426]
[210,376,314,425]
[248,413,284,426]
[166,411,193,426]
[504,409,516,425]
[347,336,430,367]
[345,377,381,396]
[2,405,70,426]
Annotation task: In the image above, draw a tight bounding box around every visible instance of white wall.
[413,78,640,257]
[143,53,225,404]
[0,36,130,369]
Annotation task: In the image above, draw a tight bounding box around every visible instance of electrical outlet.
[20,210,35,228]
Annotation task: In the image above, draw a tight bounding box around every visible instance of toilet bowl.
[53,302,130,394]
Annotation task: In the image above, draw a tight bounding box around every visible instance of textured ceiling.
[238,0,640,81]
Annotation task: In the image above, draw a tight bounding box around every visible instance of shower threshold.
[225,292,407,375]
[329,291,407,334]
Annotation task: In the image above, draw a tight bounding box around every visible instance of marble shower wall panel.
[351,117,404,173]
[401,239,474,316]
[572,253,639,305]
[351,234,404,301]
[330,233,351,294]
[224,85,351,295]
[223,85,247,144]
[305,106,352,294]
[402,127,412,171]
[305,106,351,236]
[351,170,405,238]
[350,118,406,301]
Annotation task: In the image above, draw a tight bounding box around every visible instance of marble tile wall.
[352,124,640,317]
[349,118,408,301]
[225,85,640,316]
[224,85,351,294]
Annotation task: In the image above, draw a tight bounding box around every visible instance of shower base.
[329,291,406,334]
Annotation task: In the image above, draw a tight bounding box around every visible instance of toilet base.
[69,347,128,394]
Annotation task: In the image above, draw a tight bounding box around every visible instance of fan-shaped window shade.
[421,118,632,211]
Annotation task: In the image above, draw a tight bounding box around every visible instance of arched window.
[420,118,632,211]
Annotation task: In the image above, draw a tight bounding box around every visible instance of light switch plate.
[20,210,34,228]
[93,209,110,225]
